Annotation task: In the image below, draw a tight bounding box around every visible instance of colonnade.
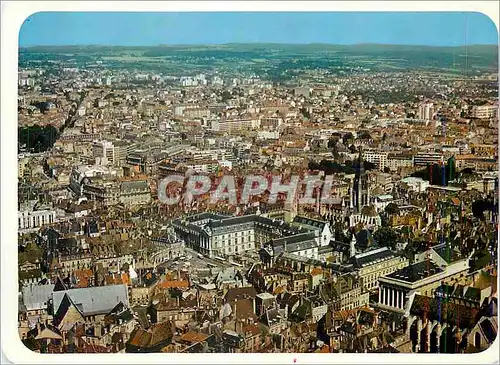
[379,285,406,310]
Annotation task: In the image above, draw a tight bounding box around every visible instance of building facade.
[352,247,409,292]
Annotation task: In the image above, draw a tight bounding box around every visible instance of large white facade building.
[172,213,327,260]
[18,209,56,231]
[69,165,120,195]
[363,149,388,171]
[471,105,498,119]
[387,154,413,171]
[400,177,430,193]
[352,247,409,292]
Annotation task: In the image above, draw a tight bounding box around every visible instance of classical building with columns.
[375,253,476,353]
[377,255,470,314]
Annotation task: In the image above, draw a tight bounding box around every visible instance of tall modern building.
[363,149,388,171]
[93,140,115,165]
[418,102,434,121]
[413,152,444,167]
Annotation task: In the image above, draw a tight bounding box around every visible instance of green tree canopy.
[18,125,59,153]
[373,226,400,250]
[385,203,400,216]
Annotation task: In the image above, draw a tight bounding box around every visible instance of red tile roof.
[180,331,209,344]
[158,280,189,289]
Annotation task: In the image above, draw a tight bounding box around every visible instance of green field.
[19,43,498,78]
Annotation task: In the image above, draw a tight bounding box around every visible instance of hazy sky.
[19,12,499,47]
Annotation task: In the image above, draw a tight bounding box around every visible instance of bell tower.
[353,148,369,212]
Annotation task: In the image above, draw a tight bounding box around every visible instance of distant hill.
[18,43,498,75]
[19,43,499,55]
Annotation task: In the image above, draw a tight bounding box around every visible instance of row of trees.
[308,158,377,175]
[18,125,60,153]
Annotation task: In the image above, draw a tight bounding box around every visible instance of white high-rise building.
[93,140,115,165]
[211,76,224,87]
[418,103,434,121]
[471,105,498,119]
[363,149,389,171]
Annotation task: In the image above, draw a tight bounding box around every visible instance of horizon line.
[18,41,499,48]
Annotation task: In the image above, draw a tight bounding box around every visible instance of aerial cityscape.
[16,12,498,354]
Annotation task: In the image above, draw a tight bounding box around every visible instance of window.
[475,332,481,349]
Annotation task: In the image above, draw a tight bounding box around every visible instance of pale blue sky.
[19,12,499,47]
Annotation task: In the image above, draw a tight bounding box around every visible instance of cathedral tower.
[352,148,370,212]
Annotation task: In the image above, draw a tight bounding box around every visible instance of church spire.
[358,146,365,176]
[352,145,370,210]
[350,233,357,258]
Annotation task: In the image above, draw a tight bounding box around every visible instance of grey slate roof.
[174,213,301,237]
[293,216,327,230]
[272,232,318,254]
[52,284,129,316]
[265,308,286,326]
[185,212,231,222]
[318,245,335,255]
[386,261,443,283]
[352,247,398,268]
[22,284,55,311]
[121,180,150,192]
